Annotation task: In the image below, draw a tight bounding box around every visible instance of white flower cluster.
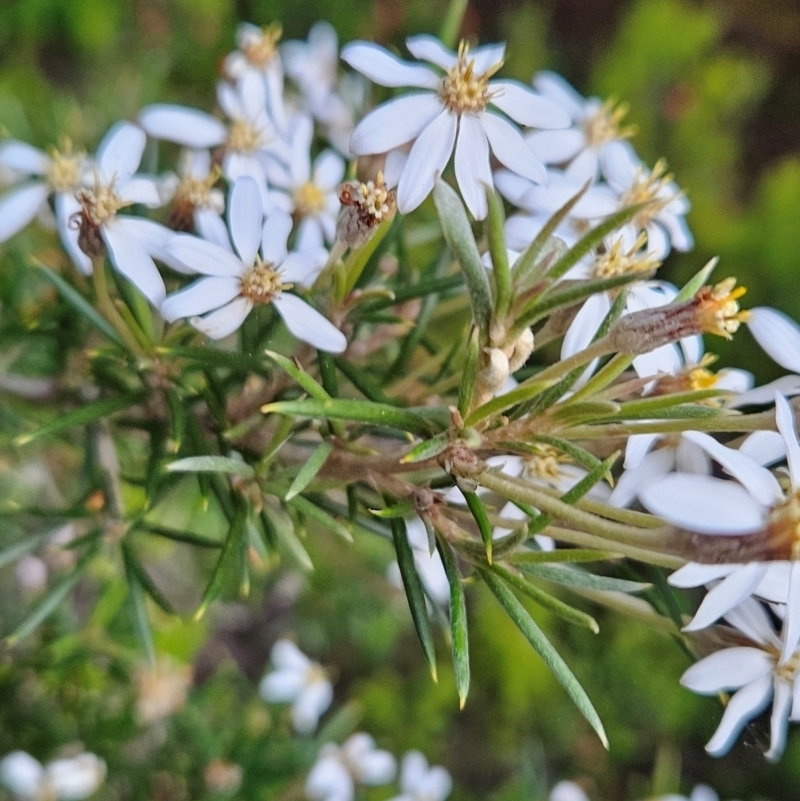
[550,780,737,801]
[0,750,105,801]
[258,639,451,801]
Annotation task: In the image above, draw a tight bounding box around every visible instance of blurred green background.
[2,0,800,799]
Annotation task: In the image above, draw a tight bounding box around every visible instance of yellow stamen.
[227,120,264,153]
[46,138,84,193]
[440,40,502,115]
[293,182,326,216]
[583,98,637,148]
[620,158,677,228]
[240,256,290,305]
[695,278,750,339]
[241,22,282,68]
[593,233,660,279]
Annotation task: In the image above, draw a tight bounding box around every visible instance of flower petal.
[349,93,445,156]
[779,562,800,664]
[608,447,674,508]
[396,110,457,214]
[313,150,346,191]
[118,176,162,207]
[0,752,45,799]
[668,562,736,588]
[194,208,231,250]
[748,307,800,374]
[532,71,585,119]
[55,192,92,275]
[481,112,546,184]
[726,598,780,648]
[740,430,787,467]
[526,129,584,164]
[96,122,146,183]
[454,114,492,220]
[681,647,773,695]
[305,756,353,801]
[775,392,800,488]
[732,375,800,408]
[258,669,306,703]
[160,276,241,322]
[261,209,292,265]
[470,43,506,73]
[705,675,773,757]
[638,474,767,534]
[139,104,227,148]
[0,182,48,242]
[490,82,571,129]
[342,42,441,89]
[192,296,252,339]
[405,35,457,68]
[683,563,769,632]
[167,234,244,277]
[272,293,347,353]
[682,431,784,507]
[292,680,334,734]
[0,141,49,175]
[280,250,327,286]
[766,677,793,761]
[101,221,165,307]
[228,177,262,265]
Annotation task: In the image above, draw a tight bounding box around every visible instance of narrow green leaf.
[165,455,255,479]
[261,398,437,437]
[135,522,222,549]
[549,400,621,423]
[358,275,464,312]
[391,518,437,681]
[155,345,269,374]
[370,500,415,519]
[333,357,391,403]
[512,182,591,286]
[15,395,141,446]
[559,453,618,505]
[437,538,469,707]
[495,437,602,472]
[0,529,52,569]
[486,185,512,319]
[563,353,635,405]
[674,256,719,302]
[289,495,353,542]
[433,178,492,335]
[121,541,175,613]
[508,549,619,564]
[493,564,599,633]
[401,432,450,464]
[616,390,727,418]
[264,350,330,401]
[458,325,480,417]
[7,549,96,643]
[463,491,494,563]
[270,510,314,571]
[285,442,333,501]
[194,502,249,620]
[479,567,608,748]
[519,563,650,593]
[123,544,156,665]
[439,0,468,47]
[33,262,126,348]
[464,377,554,427]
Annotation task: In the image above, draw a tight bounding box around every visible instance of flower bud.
[336,171,396,249]
[507,327,534,372]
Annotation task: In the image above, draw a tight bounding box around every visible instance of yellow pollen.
[46,139,84,193]
[696,277,750,339]
[293,182,326,216]
[620,158,676,227]
[593,233,660,279]
[583,98,637,148]
[240,257,289,305]
[357,171,393,220]
[440,40,502,115]
[523,445,570,482]
[227,119,263,153]
[76,174,126,226]
[174,165,223,211]
[242,22,282,68]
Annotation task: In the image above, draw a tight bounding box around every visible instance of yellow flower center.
[593,233,660,279]
[293,182,326,216]
[227,120,264,154]
[75,176,126,226]
[240,257,290,305]
[46,140,84,193]
[583,98,636,148]
[174,166,223,212]
[440,40,502,115]
[241,22,282,69]
[357,171,393,220]
[695,278,750,339]
[619,158,675,228]
[523,445,570,482]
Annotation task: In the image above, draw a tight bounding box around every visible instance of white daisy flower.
[74,121,170,306]
[528,70,637,184]
[157,149,227,248]
[342,35,571,219]
[223,22,287,132]
[305,732,396,801]
[162,176,344,350]
[0,138,92,273]
[387,751,452,801]
[265,114,344,247]
[259,639,333,734]
[550,781,591,801]
[0,751,106,801]
[139,72,289,208]
[601,140,693,259]
[387,518,450,607]
[0,752,45,800]
[639,394,800,657]
[680,597,799,760]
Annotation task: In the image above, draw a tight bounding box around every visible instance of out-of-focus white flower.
[158,149,227,248]
[305,733,396,801]
[223,22,287,132]
[387,751,451,801]
[387,518,450,607]
[0,751,106,801]
[14,555,48,594]
[265,115,344,247]
[342,35,570,219]
[680,597,798,760]
[259,639,333,734]
[73,122,172,306]
[0,138,92,273]
[529,71,637,183]
[139,73,289,207]
[747,306,800,376]
[644,785,738,801]
[602,140,693,259]
[550,781,591,801]
[162,177,343,349]
[639,394,800,656]
[135,659,192,724]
